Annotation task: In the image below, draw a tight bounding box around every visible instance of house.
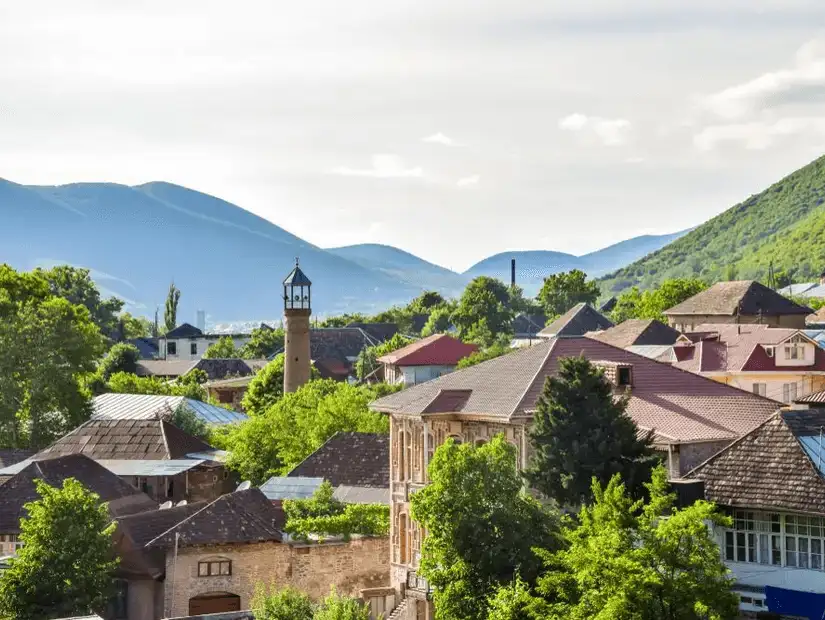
[670,324,825,403]
[777,272,825,299]
[261,432,390,506]
[588,319,682,349]
[204,376,254,411]
[348,322,400,342]
[0,454,156,557]
[113,489,390,618]
[370,336,782,620]
[664,280,813,332]
[309,327,388,382]
[538,303,614,338]
[136,357,267,381]
[0,449,34,469]
[377,334,478,386]
[126,337,160,360]
[686,409,825,616]
[90,392,247,425]
[511,313,547,348]
[1,417,235,504]
[158,323,254,361]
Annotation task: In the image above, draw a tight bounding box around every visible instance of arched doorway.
[189,592,241,615]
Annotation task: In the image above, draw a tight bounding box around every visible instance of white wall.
[160,336,251,361]
[401,365,457,385]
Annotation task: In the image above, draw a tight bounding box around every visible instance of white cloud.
[693,116,825,151]
[456,174,480,187]
[700,39,825,119]
[422,132,459,147]
[558,113,632,146]
[330,154,423,178]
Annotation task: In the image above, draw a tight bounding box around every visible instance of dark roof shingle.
[287,432,389,488]
[589,319,682,349]
[116,501,208,547]
[665,280,812,317]
[539,303,614,338]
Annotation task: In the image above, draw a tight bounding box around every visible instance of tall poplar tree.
[164,282,181,333]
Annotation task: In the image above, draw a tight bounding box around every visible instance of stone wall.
[675,440,731,476]
[163,537,389,617]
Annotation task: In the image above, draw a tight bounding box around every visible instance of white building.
[158,322,253,361]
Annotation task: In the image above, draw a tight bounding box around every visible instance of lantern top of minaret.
[283,257,312,287]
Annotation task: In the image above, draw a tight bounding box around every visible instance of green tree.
[526,356,655,507]
[225,380,394,484]
[355,333,414,382]
[105,371,209,402]
[164,282,181,333]
[536,270,600,317]
[115,312,153,340]
[408,291,447,313]
[411,435,561,620]
[242,355,287,416]
[170,406,210,441]
[455,341,510,369]
[609,287,643,323]
[509,467,738,620]
[202,336,239,359]
[421,305,453,337]
[97,343,140,381]
[0,478,118,620]
[319,313,367,328]
[610,278,708,324]
[315,588,371,620]
[0,266,106,448]
[238,325,285,358]
[251,585,314,620]
[38,265,124,339]
[452,277,515,347]
[508,285,543,316]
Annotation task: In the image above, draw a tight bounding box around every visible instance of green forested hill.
[599,155,825,294]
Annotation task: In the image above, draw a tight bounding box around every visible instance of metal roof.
[626,345,677,362]
[90,393,246,425]
[333,485,390,505]
[283,264,312,286]
[95,459,206,476]
[0,460,32,476]
[185,449,228,461]
[259,476,323,500]
[798,436,825,477]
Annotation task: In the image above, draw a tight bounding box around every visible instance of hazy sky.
[2,1,825,271]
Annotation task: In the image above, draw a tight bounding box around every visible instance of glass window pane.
[812,520,822,537]
[800,538,810,568]
[210,562,220,575]
[787,537,798,567]
[812,539,822,570]
[771,514,781,533]
[737,533,746,562]
[772,535,782,565]
[799,517,810,536]
[220,562,230,575]
[759,534,770,564]
[786,515,797,535]
[198,563,208,576]
[748,533,757,563]
[725,531,735,561]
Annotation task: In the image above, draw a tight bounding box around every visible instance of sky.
[2,1,825,272]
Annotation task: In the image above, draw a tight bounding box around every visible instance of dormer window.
[785,345,805,360]
[618,366,633,387]
[765,346,774,358]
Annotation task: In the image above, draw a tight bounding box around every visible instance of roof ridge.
[509,338,558,419]
[145,492,224,547]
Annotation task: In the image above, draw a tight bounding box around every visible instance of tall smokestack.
[196,310,206,332]
[511,258,516,289]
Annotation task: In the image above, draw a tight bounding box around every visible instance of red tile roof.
[377,334,478,367]
[372,337,782,444]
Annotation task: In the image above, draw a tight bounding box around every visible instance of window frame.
[190,342,198,356]
[167,341,177,356]
[197,560,232,577]
[724,511,825,571]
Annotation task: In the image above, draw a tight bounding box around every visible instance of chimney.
[511,258,516,289]
[196,310,206,332]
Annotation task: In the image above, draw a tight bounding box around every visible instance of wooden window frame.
[197,560,232,577]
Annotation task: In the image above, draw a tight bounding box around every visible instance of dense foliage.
[0,479,118,620]
[164,282,180,333]
[314,588,372,620]
[610,278,708,323]
[600,154,825,293]
[283,481,389,542]
[105,371,209,402]
[242,355,286,415]
[202,335,239,358]
[0,265,106,448]
[490,467,738,620]
[224,380,396,484]
[421,305,454,336]
[452,276,516,347]
[526,356,656,507]
[537,270,600,317]
[96,343,140,381]
[252,586,314,620]
[411,435,561,620]
[455,341,511,369]
[238,325,285,358]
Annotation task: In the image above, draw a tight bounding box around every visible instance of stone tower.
[283,259,312,394]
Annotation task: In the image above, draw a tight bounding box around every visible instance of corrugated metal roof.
[626,345,677,362]
[259,476,323,500]
[796,389,825,404]
[95,459,206,476]
[333,485,390,504]
[90,393,246,425]
[0,459,32,476]
[185,449,228,461]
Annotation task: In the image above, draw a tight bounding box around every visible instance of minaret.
[283,258,312,393]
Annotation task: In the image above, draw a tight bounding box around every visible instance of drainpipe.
[168,532,180,617]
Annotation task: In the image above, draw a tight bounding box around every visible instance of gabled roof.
[0,455,156,533]
[687,410,825,514]
[0,449,34,468]
[512,313,547,337]
[808,306,825,326]
[283,264,312,286]
[371,337,781,444]
[116,501,208,548]
[600,297,618,313]
[126,337,159,359]
[310,328,374,361]
[539,303,614,338]
[192,358,267,380]
[35,418,213,461]
[287,432,389,488]
[664,280,813,317]
[346,322,399,343]
[377,334,478,367]
[90,393,246,425]
[589,319,682,349]
[147,489,282,548]
[136,359,197,378]
[164,323,204,339]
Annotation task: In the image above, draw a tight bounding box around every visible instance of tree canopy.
[610,278,708,323]
[536,270,600,318]
[252,586,314,620]
[526,356,655,507]
[97,343,140,381]
[202,335,239,359]
[421,305,453,337]
[451,276,515,347]
[411,435,561,620]
[164,282,180,333]
[0,478,118,620]
[238,325,285,358]
[355,333,414,382]
[242,355,287,416]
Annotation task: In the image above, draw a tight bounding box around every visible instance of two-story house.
[664,280,813,332]
[377,334,478,386]
[687,409,825,617]
[370,336,782,620]
[669,324,825,403]
[158,323,254,361]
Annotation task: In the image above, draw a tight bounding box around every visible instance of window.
[218,390,234,404]
[190,342,198,355]
[724,511,825,571]
[617,366,633,386]
[167,341,177,356]
[752,383,767,397]
[165,477,174,498]
[765,346,774,358]
[782,383,798,403]
[107,579,128,619]
[198,560,231,577]
[785,344,805,360]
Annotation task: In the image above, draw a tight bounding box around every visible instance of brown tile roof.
[377,334,478,366]
[347,322,400,343]
[0,449,34,468]
[288,432,389,488]
[664,280,812,317]
[371,337,781,444]
[147,489,283,548]
[116,501,208,548]
[35,419,212,461]
[588,319,682,349]
[539,303,614,338]
[192,358,267,380]
[0,455,156,533]
[687,410,825,514]
[136,360,196,378]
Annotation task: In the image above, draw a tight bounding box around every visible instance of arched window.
[399,513,409,564]
[447,434,463,445]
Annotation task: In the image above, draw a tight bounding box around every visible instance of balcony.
[407,570,431,595]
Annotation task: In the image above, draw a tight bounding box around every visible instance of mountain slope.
[599,155,825,294]
[326,243,466,293]
[0,180,424,320]
[579,230,689,275]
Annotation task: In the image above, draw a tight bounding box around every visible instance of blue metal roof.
[260,476,323,500]
[90,393,246,425]
[798,435,825,477]
[96,460,206,476]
